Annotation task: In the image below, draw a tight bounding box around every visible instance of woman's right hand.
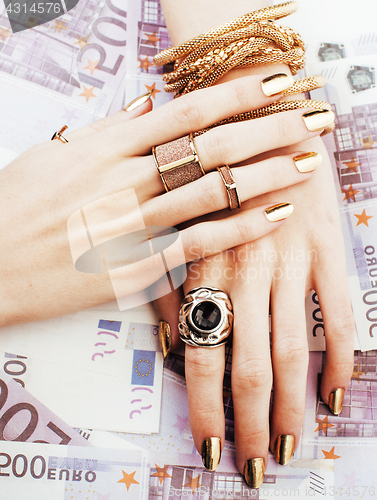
[0,73,331,326]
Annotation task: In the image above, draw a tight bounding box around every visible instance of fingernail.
[293,152,322,173]
[124,90,153,112]
[261,73,294,96]
[158,320,171,361]
[275,435,295,465]
[264,202,294,222]
[303,109,335,132]
[243,458,265,489]
[201,437,221,471]
[328,388,345,415]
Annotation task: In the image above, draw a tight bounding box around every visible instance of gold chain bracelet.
[154,1,334,136]
[153,1,299,67]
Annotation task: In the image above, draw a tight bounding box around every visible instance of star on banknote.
[118,470,140,490]
[354,209,373,227]
[151,464,172,484]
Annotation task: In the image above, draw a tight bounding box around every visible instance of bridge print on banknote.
[4,0,80,33]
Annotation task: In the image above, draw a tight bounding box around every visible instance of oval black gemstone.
[191,301,222,331]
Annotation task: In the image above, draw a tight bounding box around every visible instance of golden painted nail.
[158,320,171,361]
[243,458,265,489]
[261,73,294,96]
[124,90,153,112]
[264,202,294,222]
[328,388,345,415]
[275,435,295,465]
[303,109,335,132]
[293,152,323,173]
[201,437,221,471]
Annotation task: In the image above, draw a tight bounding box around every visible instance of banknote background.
[0,0,376,497]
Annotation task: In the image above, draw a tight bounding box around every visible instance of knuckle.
[233,215,253,244]
[192,405,223,424]
[328,359,354,380]
[232,80,252,111]
[196,175,220,212]
[232,358,272,393]
[186,347,221,379]
[185,224,216,258]
[238,428,267,447]
[277,404,305,423]
[276,114,294,145]
[327,304,355,339]
[273,336,308,367]
[171,95,204,130]
[202,130,233,164]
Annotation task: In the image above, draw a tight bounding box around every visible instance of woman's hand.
[0,73,326,327]
[155,134,355,486]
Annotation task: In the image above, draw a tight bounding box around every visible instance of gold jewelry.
[51,125,68,143]
[192,99,334,138]
[154,2,299,67]
[179,287,233,347]
[152,133,205,192]
[217,165,241,210]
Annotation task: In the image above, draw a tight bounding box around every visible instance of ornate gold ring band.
[217,165,241,210]
[152,133,205,191]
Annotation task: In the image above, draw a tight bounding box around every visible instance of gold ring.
[51,125,69,143]
[152,133,205,191]
[217,165,241,210]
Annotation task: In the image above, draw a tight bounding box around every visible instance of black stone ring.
[178,287,233,347]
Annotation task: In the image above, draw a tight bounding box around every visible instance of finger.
[141,152,321,223]
[153,288,184,359]
[193,107,334,171]
[231,279,272,488]
[56,92,153,142]
[270,274,309,465]
[107,203,293,305]
[110,73,295,154]
[185,343,225,470]
[314,248,355,416]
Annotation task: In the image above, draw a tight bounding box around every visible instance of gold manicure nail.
[261,73,294,97]
[124,90,153,112]
[158,320,171,361]
[328,388,345,415]
[201,437,221,471]
[275,435,295,465]
[243,458,265,489]
[303,109,335,132]
[293,152,322,173]
[264,202,294,222]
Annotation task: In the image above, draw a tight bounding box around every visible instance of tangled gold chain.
[154,1,334,135]
[153,1,299,67]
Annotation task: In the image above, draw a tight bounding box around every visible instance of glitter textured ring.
[152,133,205,191]
[179,287,233,347]
[217,165,241,210]
[51,125,69,144]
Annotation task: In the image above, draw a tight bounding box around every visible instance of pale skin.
[0,74,324,326]
[154,0,355,481]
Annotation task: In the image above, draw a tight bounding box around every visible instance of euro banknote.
[0,321,163,433]
[300,51,377,350]
[0,375,89,446]
[0,301,158,376]
[0,440,148,500]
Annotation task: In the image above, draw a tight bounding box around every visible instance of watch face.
[347,65,376,93]
[318,43,345,62]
